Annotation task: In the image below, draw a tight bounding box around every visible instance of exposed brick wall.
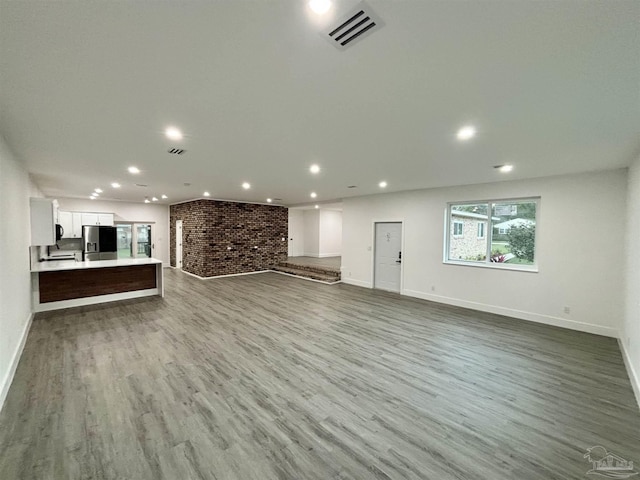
[169,200,288,277]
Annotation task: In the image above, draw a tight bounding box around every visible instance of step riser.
[278,262,340,276]
[272,266,340,283]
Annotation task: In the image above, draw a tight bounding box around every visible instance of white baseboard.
[341,278,373,288]
[0,312,33,413]
[619,338,640,412]
[318,253,341,258]
[402,289,619,338]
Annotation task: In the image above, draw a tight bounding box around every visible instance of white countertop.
[31,257,162,273]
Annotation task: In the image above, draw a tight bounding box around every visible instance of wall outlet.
[367,246,372,251]
[563,306,571,314]
[431,285,435,292]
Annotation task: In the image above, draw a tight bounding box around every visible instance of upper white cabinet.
[58,211,115,238]
[30,198,56,246]
[80,212,114,226]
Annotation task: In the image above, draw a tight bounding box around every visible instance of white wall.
[288,209,304,257]
[303,210,320,257]
[56,197,170,266]
[342,169,627,338]
[319,210,342,257]
[0,135,42,410]
[623,156,640,408]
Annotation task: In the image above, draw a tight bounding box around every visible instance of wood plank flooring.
[1,269,639,479]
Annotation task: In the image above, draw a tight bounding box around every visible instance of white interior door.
[374,222,402,292]
[176,220,183,269]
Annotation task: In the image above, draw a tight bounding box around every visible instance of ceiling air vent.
[168,148,186,155]
[323,1,384,51]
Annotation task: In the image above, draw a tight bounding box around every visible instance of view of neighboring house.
[493,218,536,235]
[449,210,499,261]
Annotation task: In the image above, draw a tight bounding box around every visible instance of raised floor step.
[276,262,341,277]
[272,265,341,283]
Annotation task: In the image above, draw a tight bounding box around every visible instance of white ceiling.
[1,1,639,207]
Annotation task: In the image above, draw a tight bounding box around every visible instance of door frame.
[175,220,183,270]
[371,219,405,293]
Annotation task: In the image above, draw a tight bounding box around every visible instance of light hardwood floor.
[1,269,639,479]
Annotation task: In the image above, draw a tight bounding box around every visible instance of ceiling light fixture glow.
[379,181,387,188]
[111,182,121,188]
[203,191,210,197]
[309,0,331,14]
[161,194,168,199]
[314,205,319,209]
[499,164,513,173]
[310,192,317,198]
[144,198,150,204]
[94,188,103,193]
[152,197,158,202]
[89,196,96,200]
[165,127,183,141]
[128,166,140,174]
[310,164,320,174]
[242,182,251,190]
[266,198,273,203]
[456,125,476,141]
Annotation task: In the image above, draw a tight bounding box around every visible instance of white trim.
[341,278,373,288]
[270,270,341,285]
[34,288,160,312]
[619,338,640,412]
[402,288,618,338]
[0,313,33,413]
[318,253,341,258]
[444,259,539,273]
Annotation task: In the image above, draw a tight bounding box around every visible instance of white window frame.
[444,197,540,272]
[477,222,485,239]
[453,221,463,237]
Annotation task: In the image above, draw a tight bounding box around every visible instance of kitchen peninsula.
[31,257,164,312]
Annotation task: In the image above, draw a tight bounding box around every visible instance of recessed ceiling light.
[242,182,251,190]
[379,181,387,188]
[89,196,96,200]
[111,182,121,188]
[266,198,273,203]
[152,197,158,202]
[165,127,183,141]
[94,188,103,193]
[498,164,513,173]
[128,166,140,174]
[161,194,168,199]
[92,192,100,197]
[203,191,210,197]
[456,125,476,141]
[144,198,150,204]
[314,205,319,209]
[310,192,317,198]
[309,0,331,14]
[310,164,320,174]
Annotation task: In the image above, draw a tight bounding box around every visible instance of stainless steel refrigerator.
[83,226,118,261]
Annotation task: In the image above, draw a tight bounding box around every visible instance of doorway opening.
[373,221,403,293]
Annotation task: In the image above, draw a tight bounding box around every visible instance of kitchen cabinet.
[30,198,57,246]
[58,210,84,238]
[81,212,114,226]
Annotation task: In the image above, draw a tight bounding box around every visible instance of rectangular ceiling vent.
[323,1,384,51]
[168,148,186,155]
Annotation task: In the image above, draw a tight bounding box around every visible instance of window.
[445,198,539,269]
[453,221,463,237]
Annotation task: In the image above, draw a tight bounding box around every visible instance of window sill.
[443,260,538,273]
